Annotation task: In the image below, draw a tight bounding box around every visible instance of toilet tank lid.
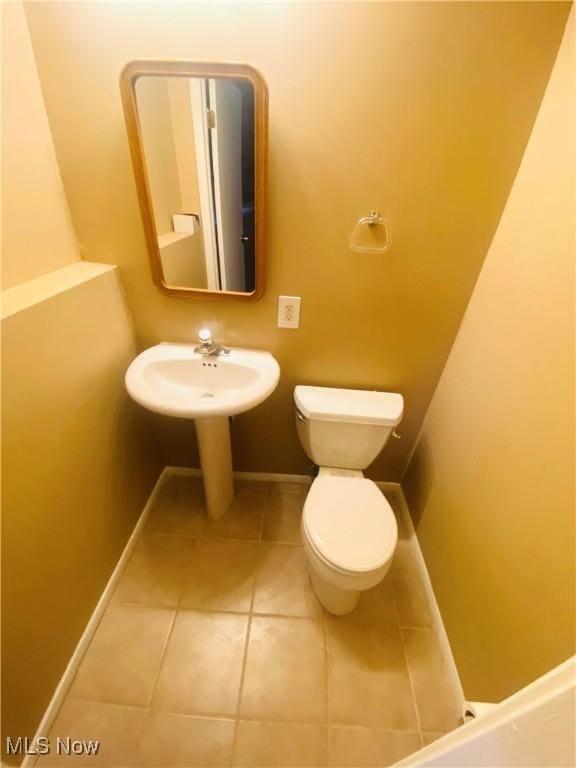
[294,385,403,426]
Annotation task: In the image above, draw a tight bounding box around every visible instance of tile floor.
[38,475,461,767]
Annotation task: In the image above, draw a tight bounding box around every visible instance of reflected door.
[210,79,245,292]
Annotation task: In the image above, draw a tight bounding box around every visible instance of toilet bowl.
[294,385,403,615]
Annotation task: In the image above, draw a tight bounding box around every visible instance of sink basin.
[125,342,280,521]
[125,343,280,419]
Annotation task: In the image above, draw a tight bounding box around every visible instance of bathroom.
[1,0,574,766]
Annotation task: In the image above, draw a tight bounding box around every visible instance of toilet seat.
[302,476,397,574]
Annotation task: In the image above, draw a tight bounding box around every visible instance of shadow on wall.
[151,413,199,469]
[108,399,163,503]
[403,436,434,531]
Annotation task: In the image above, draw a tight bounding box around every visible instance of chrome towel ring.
[349,211,391,254]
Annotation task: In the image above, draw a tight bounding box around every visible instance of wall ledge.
[1,261,116,320]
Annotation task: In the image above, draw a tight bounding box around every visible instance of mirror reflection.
[135,75,255,293]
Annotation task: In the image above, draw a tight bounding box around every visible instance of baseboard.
[168,467,403,490]
[22,468,171,766]
[374,480,403,496]
[165,466,313,485]
[166,465,202,479]
[236,470,312,485]
[395,485,466,715]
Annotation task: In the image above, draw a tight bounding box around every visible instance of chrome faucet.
[194,328,230,357]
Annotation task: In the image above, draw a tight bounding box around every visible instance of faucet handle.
[198,328,212,345]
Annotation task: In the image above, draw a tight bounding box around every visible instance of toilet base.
[309,567,360,615]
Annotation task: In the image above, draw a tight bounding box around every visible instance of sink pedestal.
[194,416,234,520]
[125,344,279,518]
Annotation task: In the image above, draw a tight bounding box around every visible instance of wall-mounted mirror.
[120,61,267,299]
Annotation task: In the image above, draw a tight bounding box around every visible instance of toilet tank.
[294,386,403,470]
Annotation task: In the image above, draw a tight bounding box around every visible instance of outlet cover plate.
[277,295,301,329]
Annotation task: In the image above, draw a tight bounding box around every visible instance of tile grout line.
[131,508,185,763]
[112,599,333,622]
[64,690,427,733]
[230,482,269,765]
[397,624,436,632]
[142,478,204,711]
[388,566,403,630]
[176,534,201,612]
[322,605,332,766]
[389,544,426,744]
[397,615,424,745]
[390,523,459,744]
[142,604,179,710]
[257,481,271,546]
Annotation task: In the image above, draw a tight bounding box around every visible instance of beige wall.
[1,3,161,752]
[24,2,570,480]
[167,78,201,214]
[404,11,575,702]
[1,268,161,756]
[136,76,183,235]
[160,233,207,287]
[1,1,79,288]
[135,76,202,232]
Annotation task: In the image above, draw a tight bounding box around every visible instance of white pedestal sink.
[125,343,280,519]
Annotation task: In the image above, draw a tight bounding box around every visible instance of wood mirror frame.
[120,60,268,300]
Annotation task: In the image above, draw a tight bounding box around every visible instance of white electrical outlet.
[278,295,301,329]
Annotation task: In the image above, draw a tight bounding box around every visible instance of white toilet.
[294,385,404,615]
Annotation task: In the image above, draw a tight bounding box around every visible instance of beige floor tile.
[329,726,421,767]
[234,721,328,767]
[391,541,434,628]
[326,619,417,729]
[271,481,312,494]
[180,540,258,612]
[402,628,461,732]
[240,616,326,722]
[201,485,267,541]
[145,477,205,537]
[37,699,147,766]
[137,711,234,767]
[383,491,410,540]
[152,611,248,716]
[421,731,447,746]
[346,577,398,628]
[70,605,173,706]
[235,479,271,492]
[262,489,306,543]
[253,543,321,618]
[113,534,195,607]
